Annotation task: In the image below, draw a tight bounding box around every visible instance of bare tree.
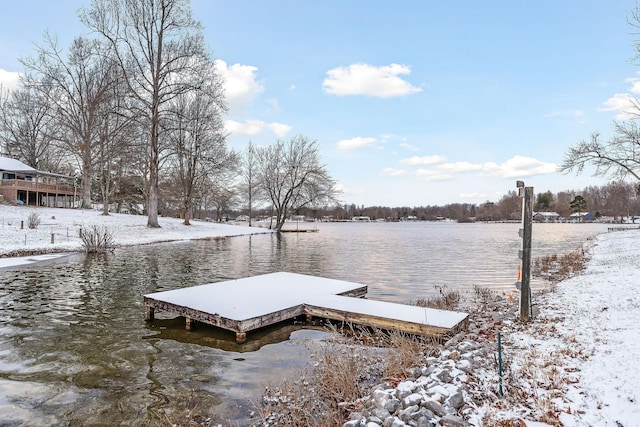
[165,72,229,225]
[95,70,135,215]
[0,84,60,170]
[255,135,340,232]
[21,34,120,209]
[80,0,211,227]
[241,141,262,226]
[560,122,640,185]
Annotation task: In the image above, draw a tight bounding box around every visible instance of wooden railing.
[0,179,75,194]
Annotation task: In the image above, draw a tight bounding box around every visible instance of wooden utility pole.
[520,186,534,321]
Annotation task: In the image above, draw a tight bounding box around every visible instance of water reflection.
[0,222,610,424]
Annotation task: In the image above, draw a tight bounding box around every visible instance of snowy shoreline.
[0,204,271,262]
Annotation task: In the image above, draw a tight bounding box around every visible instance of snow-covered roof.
[0,156,37,173]
[533,211,560,217]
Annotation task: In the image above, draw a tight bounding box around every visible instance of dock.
[143,272,468,343]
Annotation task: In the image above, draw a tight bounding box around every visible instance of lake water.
[0,222,611,425]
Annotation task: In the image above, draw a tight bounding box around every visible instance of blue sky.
[1,1,640,207]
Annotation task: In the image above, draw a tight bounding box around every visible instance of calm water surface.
[0,222,610,425]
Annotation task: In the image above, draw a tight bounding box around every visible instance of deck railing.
[0,179,75,194]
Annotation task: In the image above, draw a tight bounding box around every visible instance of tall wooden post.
[520,186,533,321]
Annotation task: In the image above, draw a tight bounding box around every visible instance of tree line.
[256,180,638,223]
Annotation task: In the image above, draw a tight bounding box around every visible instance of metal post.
[520,186,533,321]
[497,332,504,397]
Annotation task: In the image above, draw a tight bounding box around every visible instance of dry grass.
[533,249,588,285]
[253,326,439,426]
[412,285,461,311]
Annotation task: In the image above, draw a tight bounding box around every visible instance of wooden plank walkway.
[143,272,468,343]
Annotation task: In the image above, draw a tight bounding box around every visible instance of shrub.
[533,249,588,284]
[412,285,461,311]
[79,225,116,253]
[27,211,41,229]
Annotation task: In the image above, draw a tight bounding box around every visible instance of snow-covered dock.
[143,272,468,343]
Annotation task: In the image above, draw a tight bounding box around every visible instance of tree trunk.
[81,157,92,209]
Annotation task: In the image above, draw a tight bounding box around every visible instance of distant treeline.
[225,181,640,223]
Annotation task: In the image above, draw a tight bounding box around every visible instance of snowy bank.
[0,204,272,260]
[338,228,640,426]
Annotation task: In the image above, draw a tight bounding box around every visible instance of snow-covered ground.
[0,204,271,262]
[477,228,640,426]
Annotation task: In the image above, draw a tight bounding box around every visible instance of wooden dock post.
[520,186,533,321]
[185,317,194,331]
[145,306,154,321]
[236,332,247,344]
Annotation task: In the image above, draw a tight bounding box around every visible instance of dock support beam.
[236,332,247,344]
[185,317,194,331]
[145,306,154,321]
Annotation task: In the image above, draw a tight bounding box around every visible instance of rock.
[421,400,446,417]
[383,416,407,427]
[343,418,364,427]
[366,415,384,425]
[395,381,417,400]
[438,414,468,426]
[371,408,391,421]
[446,392,465,410]
[416,416,436,427]
[403,392,424,408]
[386,398,401,414]
[436,369,452,384]
[398,404,419,422]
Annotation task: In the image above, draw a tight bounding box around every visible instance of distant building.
[532,211,560,222]
[569,212,595,222]
[0,156,77,207]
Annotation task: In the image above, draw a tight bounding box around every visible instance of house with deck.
[0,156,77,207]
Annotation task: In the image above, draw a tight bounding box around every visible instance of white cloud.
[381,167,409,176]
[436,161,484,173]
[225,119,292,137]
[599,92,639,120]
[0,69,21,91]
[267,122,293,137]
[400,155,446,166]
[415,169,452,181]
[485,155,557,178]
[215,60,264,113]
[386,155,556,182]
[399,143,420,151]
[337,136,377,151]
[543,109,585,119]
[625,76,640,94]
[323,63,422,98]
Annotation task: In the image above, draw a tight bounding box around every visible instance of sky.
[1,1,640,207]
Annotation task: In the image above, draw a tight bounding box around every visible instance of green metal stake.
[497,332,504,397]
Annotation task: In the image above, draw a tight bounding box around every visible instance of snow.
[0,156,36,173]
[145,272,367,320]
[145,272,468,330]
[1,204,639,425]
[490,228,640,425]
[0,204,272,258]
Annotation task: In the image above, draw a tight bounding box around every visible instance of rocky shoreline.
[340,297,515,427]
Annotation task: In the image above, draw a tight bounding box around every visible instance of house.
[569,212,596,222]
[0,156,77,207]
[533,211,560,222]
